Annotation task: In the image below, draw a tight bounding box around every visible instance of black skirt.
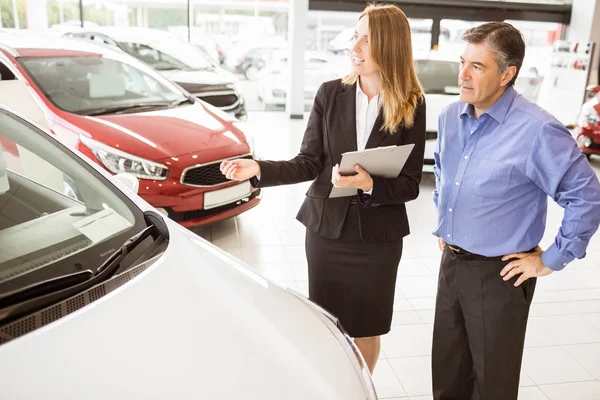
[305,204,403,338]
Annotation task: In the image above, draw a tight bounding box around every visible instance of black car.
[62,27,247,120]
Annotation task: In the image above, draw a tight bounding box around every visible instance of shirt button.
[455,182,460,186]
[464,156,469,160]
[470,130,475,134]
[449,208,453,212]
[446,234,451,238]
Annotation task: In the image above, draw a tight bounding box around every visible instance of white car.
[0,98,377,399]
[419,58,544,172]
[256,51,343,110]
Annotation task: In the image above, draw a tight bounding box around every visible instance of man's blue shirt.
[433,86,600,270]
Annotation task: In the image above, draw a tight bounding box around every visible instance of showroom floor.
[193,112,600,400]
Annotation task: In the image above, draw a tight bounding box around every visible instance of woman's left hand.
[331,164,373,191]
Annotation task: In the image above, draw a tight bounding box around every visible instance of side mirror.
[114,172,139,194]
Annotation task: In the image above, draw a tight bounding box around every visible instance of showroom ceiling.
[308,0,572,23]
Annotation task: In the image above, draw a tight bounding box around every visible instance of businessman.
[432,22,600,400]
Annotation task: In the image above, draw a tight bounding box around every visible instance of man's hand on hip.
[438,238,447,251]
[500,246,554,286]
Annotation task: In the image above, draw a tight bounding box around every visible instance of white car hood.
[0,220,369,400]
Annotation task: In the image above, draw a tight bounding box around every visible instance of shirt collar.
[460,86,517,123]
[356,80,382,105]
[356,81,368,98]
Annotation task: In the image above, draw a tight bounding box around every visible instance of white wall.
[568,0,600,85]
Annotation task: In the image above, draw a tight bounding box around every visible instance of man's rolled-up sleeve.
[526,121,600,271]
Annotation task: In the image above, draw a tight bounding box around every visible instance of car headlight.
[285,288,378,400]
[578,135,593,148]
[79,135,169,180]
[578,99,600,127]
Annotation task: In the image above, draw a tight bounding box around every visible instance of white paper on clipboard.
[329,144,415,198]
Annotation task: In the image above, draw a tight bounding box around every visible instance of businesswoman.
[220,4,425,373]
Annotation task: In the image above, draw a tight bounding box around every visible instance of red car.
[574,85,600,160]
[0,36,260,227]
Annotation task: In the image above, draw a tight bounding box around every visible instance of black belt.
[447,245,536,261]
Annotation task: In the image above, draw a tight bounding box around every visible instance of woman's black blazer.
[253,79,426,243]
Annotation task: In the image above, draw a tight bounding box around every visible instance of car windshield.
[18,55,186,115]
[119,39,215,71]
[415,59,460,95]
[0,109,150,294]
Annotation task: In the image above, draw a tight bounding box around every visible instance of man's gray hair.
[462,22,526,86]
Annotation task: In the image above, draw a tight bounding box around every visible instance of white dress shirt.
[356,82,381,194]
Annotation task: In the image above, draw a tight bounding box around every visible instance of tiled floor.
[192,112,600,400]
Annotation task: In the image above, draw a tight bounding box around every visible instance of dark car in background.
[62,27,247,120]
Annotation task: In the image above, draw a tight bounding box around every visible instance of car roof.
[0,34,121,57]
[66,27,178,46]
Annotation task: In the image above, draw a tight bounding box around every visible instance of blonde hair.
[342,4,424,132]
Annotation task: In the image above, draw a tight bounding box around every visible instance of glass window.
[0,62,16,81]
[119,42,189,71]
[0,109,148,290]
[437,19,489,57]
[18,55,186,115]
[415,60,461,95]
[121,39,216,71]
[409,19,433,52]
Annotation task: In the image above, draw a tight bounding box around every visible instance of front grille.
[167,190,260,222]
[181,154,253,187]
[197,93,239,108]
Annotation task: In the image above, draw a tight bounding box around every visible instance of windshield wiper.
[94,225,154,277]
[169,96,195,108]
[82,98,194,116]
[94,210,170,279]
[0,225,156,326]
[82,103,173,116]
[0,211,169,326]
[0,270,93,309]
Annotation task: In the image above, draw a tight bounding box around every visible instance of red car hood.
[64,103,246,161]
